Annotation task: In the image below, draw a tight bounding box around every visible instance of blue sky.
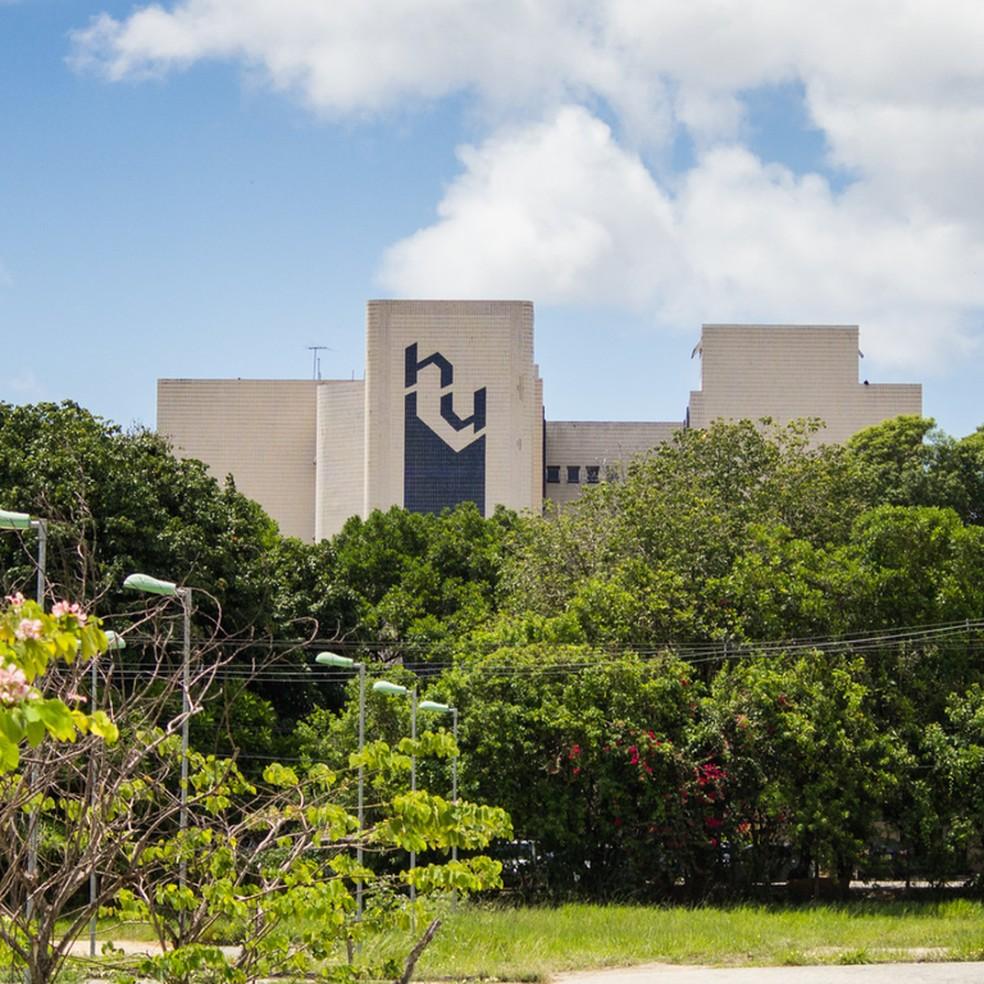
[3,1,983,438]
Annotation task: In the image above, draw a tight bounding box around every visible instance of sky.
[2,0,984,438]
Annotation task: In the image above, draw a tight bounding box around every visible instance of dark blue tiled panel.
[404,391,486,515]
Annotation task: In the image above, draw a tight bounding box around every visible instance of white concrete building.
[158,303,922,540]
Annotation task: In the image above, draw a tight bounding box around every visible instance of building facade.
[158,302,922,541]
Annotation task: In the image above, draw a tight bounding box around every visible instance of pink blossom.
[15,619,43,641]
[5,592,25,608]
[52,600,87,625]
[0,664,30,705]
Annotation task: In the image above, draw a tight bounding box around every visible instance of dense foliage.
[0,594,510,984]
[3,401,984,904]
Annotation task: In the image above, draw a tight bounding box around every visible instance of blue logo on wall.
[404,343,487,515]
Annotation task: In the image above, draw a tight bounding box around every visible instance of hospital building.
[157,300,922,541]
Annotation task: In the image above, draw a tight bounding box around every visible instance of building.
[157,301,922,540]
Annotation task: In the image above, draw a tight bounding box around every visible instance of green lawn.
[66,899,984,981]
[361,900,984,980]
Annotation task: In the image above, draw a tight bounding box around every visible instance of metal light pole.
[418,700,460,909]
[0,508,48,984]
[371,680,417,901]
[89,630,125,957]
[314,653,366,920]
[122,574,191,899]
[0,509,47,605]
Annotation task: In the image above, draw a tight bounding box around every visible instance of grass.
[54,899,984,981]
[361,899,984,980]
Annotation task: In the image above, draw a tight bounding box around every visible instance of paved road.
[554,963,984,984]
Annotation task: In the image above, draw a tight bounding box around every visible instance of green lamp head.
[315,652,354,667]
[123,573,177,597]
[372,680,409,697]
[0,509,32,531]
[418,700,452,713]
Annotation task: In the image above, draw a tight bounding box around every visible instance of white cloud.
[381,107,983,369]
[381,108,682,307]
[71,1,984,151]
[70,1,613,118]
[71,0,984,367]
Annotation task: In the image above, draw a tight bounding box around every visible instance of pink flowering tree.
[0,593,117,770]
[0,593,512,984]
[0,593,119,981]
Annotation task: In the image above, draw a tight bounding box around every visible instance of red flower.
[704,816,723,829]
[698,763,727,784]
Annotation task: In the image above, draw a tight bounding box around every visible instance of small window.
[546,465,560,484]
[567,465,581,484]
[586,465,600,484]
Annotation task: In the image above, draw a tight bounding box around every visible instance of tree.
[698,651,909,891]
[106,742,510,984]
[918,683,984,882]
[0,401,283,635]
[415,646,702,898]
[329,503,517,660]
[847,415,984,523]
[0,594,118,982]
[499,419,867,649]
[0,590,512,984]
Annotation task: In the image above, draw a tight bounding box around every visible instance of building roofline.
[700,323,859,330]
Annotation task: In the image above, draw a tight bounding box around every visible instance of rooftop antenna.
[306,345,331,381]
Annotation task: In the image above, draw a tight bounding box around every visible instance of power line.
[95,621,984,685]
[104,615,984,658]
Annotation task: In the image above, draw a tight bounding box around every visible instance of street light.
[0,508,47,608]
[371,679,417,902]
[1,507,48,981]
[314,652,367,921]
[89,631,126,957]
[417,700,459,850]
[418,700,460,910]
[122,573,192,900]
